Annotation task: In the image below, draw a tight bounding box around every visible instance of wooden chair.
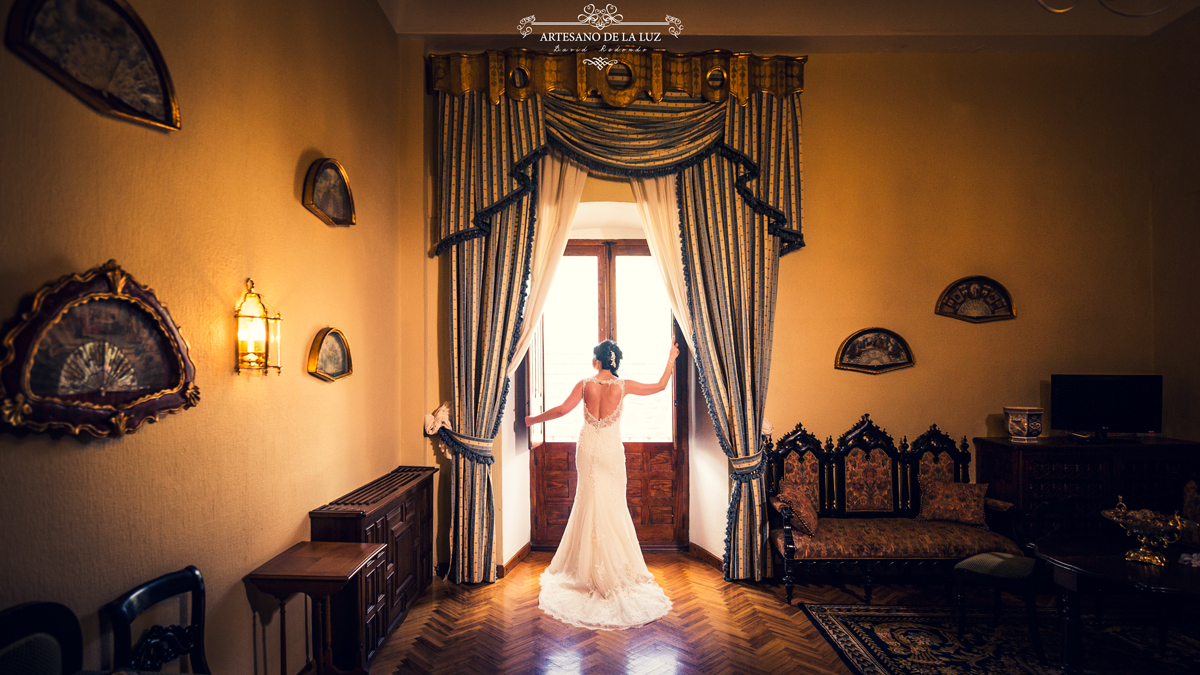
[103,565,210,673]
[0,601,82,675]
[954,499,1071,661]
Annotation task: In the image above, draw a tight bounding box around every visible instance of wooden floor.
[369,551,949,675]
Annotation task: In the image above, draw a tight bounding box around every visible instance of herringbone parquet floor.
[370,552,947,675]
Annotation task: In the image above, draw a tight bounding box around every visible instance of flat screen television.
[1050,374,1162,439]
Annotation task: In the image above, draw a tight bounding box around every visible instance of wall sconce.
[235,279,281,374]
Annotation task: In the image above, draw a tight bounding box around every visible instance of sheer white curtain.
[507,151,589,375]
[630,174,694,351]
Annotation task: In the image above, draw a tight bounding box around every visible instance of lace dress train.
[538,377,673,630]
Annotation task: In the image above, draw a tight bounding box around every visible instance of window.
[539,241,674,442]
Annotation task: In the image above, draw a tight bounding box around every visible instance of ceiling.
[377,0,1200,52]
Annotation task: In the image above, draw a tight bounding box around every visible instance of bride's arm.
[524,380,584,426]
[625,342,681,397]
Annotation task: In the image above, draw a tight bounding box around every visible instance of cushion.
[955,551,1036,579]
[918,480,988,527]
[777,480,819,536]
[770,518,1022,560]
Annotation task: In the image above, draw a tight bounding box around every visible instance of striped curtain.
[435,90,802,583]
[677,92,803,581]
[437,91,546,583]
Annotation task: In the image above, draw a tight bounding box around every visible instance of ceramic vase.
[1004,406,1044,443]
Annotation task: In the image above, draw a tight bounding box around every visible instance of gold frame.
[302,158,356,227]
[4,0,181,131]
[0,260,199,437]
[307,327,353,382]
[934,275,1016,323]
[834,327,915,375]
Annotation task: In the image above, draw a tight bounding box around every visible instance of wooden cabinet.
[310,465,437,672]
[974,436,1200,533]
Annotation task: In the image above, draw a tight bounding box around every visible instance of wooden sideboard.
[974,436,1200,533]
[309,465,437,672]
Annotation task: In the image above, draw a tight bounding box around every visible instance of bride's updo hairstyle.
[593,340,623,376]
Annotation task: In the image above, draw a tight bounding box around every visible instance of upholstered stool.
[954,551,1044,660]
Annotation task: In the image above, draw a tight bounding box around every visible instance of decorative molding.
[428,48,805,108]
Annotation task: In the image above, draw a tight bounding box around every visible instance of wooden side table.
[247,541,387,675]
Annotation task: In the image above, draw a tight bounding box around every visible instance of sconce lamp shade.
[235,279,281,374]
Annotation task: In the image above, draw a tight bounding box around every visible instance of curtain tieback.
[729,452,766,483]
[439,428,496,465]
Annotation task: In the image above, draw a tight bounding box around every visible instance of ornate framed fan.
[0,260,199,437]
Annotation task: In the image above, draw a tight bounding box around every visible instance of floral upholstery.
[918,452,955,486]
[783,451,820,495]
[844,448,892,512]
[776,480,819,536]
[917,480,988,528]
[770,518,1021,560]
[1183,480,1200,547]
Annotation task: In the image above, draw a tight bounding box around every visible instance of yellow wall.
[767,51,1161,451]
[0,1,435,672]
[1152,23,1200,442]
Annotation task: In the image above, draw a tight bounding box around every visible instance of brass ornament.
[1103,496,1197,566]
[184,383,201,408]
[429,48,805,107]
[1,394,31,426]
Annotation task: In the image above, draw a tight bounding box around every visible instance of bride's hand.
[668,342,680,363]
[524,415,535,427]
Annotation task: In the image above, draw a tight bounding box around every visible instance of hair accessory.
[609,352,617,368]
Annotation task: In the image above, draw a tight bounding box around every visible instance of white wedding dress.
[538,377,673,630]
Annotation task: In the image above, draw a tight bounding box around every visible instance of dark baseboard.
[496,541,532,579]
[689,542,723,572]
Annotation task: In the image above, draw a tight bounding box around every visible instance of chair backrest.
[769,422,834,514]
[903,424,972,518]
[0,602,82,675]
[104,565,210,673]
[768,416,973,519]
[830,414,902,516]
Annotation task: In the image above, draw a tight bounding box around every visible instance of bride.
[524,339,678,630]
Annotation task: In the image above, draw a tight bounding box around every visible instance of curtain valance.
[544,93,725,175]
[434,91,804,256]
[429,49,805,108]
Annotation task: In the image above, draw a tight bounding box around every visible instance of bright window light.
[615,256,673,442]
[542,256,598,441]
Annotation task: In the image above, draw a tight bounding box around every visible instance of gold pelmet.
[428,48,806,107]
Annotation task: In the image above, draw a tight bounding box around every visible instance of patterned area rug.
[802,604,1200,675]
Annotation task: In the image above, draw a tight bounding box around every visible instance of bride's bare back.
[522,341,680,428]
[584,377,624,421]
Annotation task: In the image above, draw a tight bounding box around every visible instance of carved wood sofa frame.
[766,414,1012,605]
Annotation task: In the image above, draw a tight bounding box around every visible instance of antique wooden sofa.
[766,414,1021,604]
